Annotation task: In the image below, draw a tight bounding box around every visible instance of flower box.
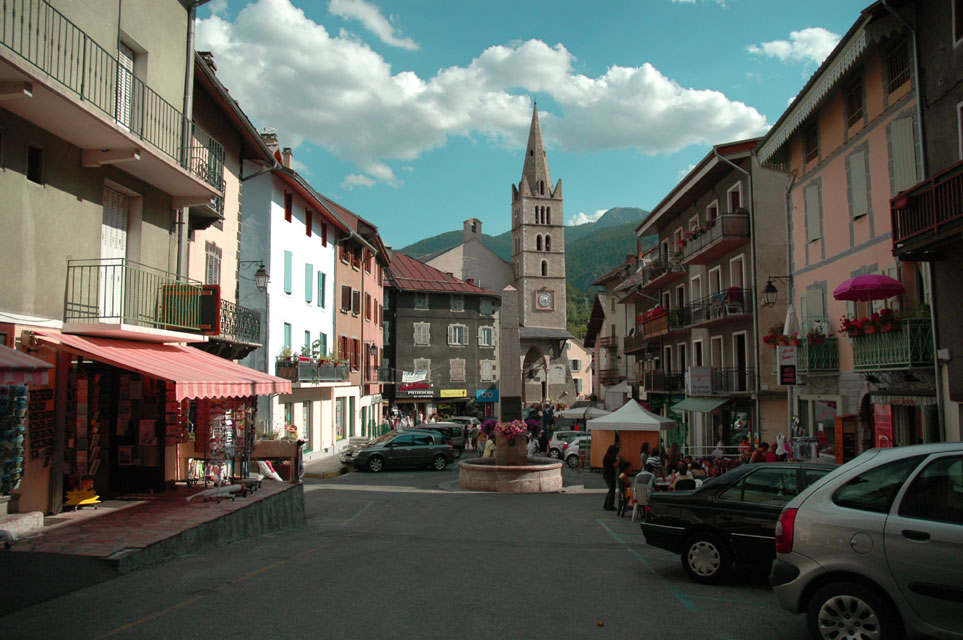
[879,321,899,334]
[808,335,826,345]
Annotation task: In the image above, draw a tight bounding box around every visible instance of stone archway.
[522,346,548,407]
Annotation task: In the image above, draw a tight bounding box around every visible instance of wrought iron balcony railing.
[891,159,963,257]
[0,0,224,190]
[639,252,686,294]
[218,298,260,345]
[597,336,619,349]
[598,368,621,384]
[641,309,690,339]
[851,319,934,371]
[686,288,753,327]
[681,213,750,265]
[708,367,756,394]
[64,258,204,332]
[275,358,350,383]
[797,339,839,375]
[643,369,685,393]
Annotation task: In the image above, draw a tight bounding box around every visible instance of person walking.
[639,442,651,471]
[602,444,620,511]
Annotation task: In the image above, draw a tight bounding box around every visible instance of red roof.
[0,343,51,385]
[387,253,496,295]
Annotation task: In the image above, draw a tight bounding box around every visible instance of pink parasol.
[832,274,905,302]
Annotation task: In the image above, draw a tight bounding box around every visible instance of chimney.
[198,51,216,72]
[260,130,279,155]
[463,218,481,243]
[282,147,293,168]
[467,278,475,285]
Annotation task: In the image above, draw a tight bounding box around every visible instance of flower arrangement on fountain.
[480,418,497,437]
[494,420,529,445]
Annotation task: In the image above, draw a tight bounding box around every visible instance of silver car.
[770,442,963,640]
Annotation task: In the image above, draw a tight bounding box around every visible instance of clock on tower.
[535,290,554,311]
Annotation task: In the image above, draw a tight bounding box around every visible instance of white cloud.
[568,210,606,226]
[197,0,768,187]
[342,173,377,189]
[672,0,727,6]
[677,163,697,180]
[746,27,840,66]
[328,0,418,51]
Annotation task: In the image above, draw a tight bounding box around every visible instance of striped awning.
[0,344,52,386]
[39,332,291,400]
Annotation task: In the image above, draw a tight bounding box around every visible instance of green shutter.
[848,150,870,218]
[891,117,918,193]
[806,289,825,323]
[284,251,293,294]
[805,183,821,242]
[305,263,313,302]
[799,294,809,328]
[283,323,291,349]
[318,272,326,308]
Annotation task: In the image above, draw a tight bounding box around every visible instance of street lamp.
[763,275,791,308]
[240,260,270,292]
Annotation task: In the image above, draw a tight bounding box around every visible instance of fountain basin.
[458,457,563,493]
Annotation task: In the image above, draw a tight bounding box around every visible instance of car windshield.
[368,433,397,446]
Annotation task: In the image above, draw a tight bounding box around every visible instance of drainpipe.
[713,148,761,445]
[783,170,797,441]
[880,0,943,440]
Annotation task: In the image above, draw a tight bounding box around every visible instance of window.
[317,332,327,357]
[351,338,360,371]
[304,264,313,303]
[318,272,326,308]
[480,299,493,316]
[898,456,963,524]
[546,206,551,225]
[569,359,581,372]
[340,285,351,312]
[719,468,800,506]
[365,293,371,321]
[956,0,963,45]
[844,78,864,128]
[351,290,361,315]
[803,120,819,164]
[536,235,543,251]
[364,251,372,274]
[451,295,465,311]
[575,378,582,394]
[846,149,871,219]
[27,146,43,184]
[413,322,430,346]
[478,326,494,347]
[284,192,292,222]
[321,222,327,246]
[413,358,431,381]
[283,323,292,350]
[804,182,822,242]
[204,242,221,285]
[351,247,361,270]
[339,244,349,264]
[480,359,497,382]
[414,292,429,310]
[890,116,919,194]
[283,250,293,294]
[541,261,548,276]
[448,324,467,346]
[728,184,742,213]
[449,358,466,383]
[545,235,551,251]
[832,456,925,514]
[305,209,312,236]
[706,201,718,221]
[885,38,911,94]
[304,330,311,352]
[383,320,391,344]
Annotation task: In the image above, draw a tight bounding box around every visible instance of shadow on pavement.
[0,552,117,618]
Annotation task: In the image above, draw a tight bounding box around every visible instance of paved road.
[1,462,811,639]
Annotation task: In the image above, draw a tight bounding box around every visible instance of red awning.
[0,344,52,386]
[39,333,291,401]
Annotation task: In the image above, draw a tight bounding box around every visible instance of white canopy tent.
[586,399,676,432]
[555,406,611,420]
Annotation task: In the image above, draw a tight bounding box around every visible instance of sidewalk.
[303,451,351,479]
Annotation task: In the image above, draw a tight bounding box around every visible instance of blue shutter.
[284,251,293,294]
[283,323,292,349]
[305,263,313,302]
[318,272,326,308]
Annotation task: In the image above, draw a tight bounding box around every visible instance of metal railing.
[0,0,223,190]
[598,368,621,384]
[376,366,394,383]
[891,159,963,255]
[218,298,260,345]
[64,258,203,331]
[681,213,750,262]
[597,336,619,349]
[851,319,934,371]
[641,252,685,292]
[643,370,685,392]
[708,367,756,394]
[686,288,754,326]
[274,358,350,383]
[798,338,839,374]
[624,332,647,353]
[641,310,689,338]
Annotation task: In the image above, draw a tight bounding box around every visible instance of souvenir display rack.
[0,385,28,495]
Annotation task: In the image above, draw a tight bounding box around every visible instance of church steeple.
[520,104,552,197]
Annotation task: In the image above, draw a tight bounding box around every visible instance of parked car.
[640,462,836,584]
[563,436,590,469]
[448,416,481,428]
[340,430,453,472]
[770,442,963,640]
[412,422,467,458]
[548,430,587,459]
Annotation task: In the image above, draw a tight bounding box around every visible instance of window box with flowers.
[876,308,901,333]
[806,325,830,344]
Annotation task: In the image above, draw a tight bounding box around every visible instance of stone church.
[424,105,576,407]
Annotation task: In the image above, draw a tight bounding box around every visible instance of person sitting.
[669,462,694,491]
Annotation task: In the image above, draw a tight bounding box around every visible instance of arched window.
[540,180,545,195]
[536,235,543,251]
[541,261,548,276]
[546,207,551,225]
[545,235,551,251]
[534,209,538,223]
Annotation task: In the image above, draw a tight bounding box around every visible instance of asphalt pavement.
[0,460,811,640]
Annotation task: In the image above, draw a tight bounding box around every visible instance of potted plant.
[807,325,828,344]
[863,315,877,334]
[878,308,901,333]
[762,323,784,348]
[788,332,801,346]
[839,315,863,338]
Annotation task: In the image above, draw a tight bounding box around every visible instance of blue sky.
[197,0,870,248]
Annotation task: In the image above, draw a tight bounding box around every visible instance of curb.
[304,465,351,480]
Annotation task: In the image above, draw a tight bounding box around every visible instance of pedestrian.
[538,428,549,454]
[646,445,662,476]
[665,442,681,475]
[639,441,651,470]
[749,441,770,464]
[738,436,752,464]
[617,460,633,516]
[602,444,620,511]
[526,433,538,457]
[470,426,479,452]
[765,442,779,463]
[483,434,496,458]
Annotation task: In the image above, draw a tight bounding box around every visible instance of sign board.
[440,389,467,398]
[874,403,893,448]
[688,366,712,395]
[396,381,433,399]
[778,346,797,386]
[476,389,499,403]
[402,370,428,383]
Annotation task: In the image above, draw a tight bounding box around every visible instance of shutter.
[891,117,918,193]
[352,290,361,314]
[116,44,134,130]
[283,323,292,349]
[805,183,821,241]
[341,286,350,311]
[848,150,870,218]
[491,361,497,379]
[807,289,825,324]
[284,251,293,294]
[448,325,454,345]
[305,264,313,302]
[319,333,327,357]
[321,222,327,246]
[318,272,325,308]
[480,360,491,381]
[799,294,809,328]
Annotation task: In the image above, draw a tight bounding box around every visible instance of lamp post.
[763,275,792,309]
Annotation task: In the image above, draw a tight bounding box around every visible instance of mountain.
[397,207,648,338]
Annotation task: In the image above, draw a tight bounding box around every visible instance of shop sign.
[778,346,797,386]
[476,389,499,403]
[402,370,428,383]
[874,403,893,448]
[688,366,712,395]
[397,381,433,399]
[369,394,382,404]
[440,389,467,398]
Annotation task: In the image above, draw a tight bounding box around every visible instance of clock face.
[536,291,554,310]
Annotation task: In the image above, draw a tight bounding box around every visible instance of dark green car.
[341,430,454,473]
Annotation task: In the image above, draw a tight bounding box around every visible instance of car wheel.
[681,533,731,584]
[807,581,901,640]
[452,447,462,459]
[432,455,448,471]
[566,455,579,469]
[549,448,561,459]
[367,456,385,473]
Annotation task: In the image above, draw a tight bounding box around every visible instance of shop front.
[394,381,434,423]
[475,388,499,419]
[436,388,468,419]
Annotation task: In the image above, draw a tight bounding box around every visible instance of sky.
[196,0,872,249]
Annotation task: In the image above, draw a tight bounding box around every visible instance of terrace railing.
[891,159,963,256]
[686,288,753,326]
[851,319,934,371]
[798,339,839,374]
[218,298,260,345]
[275,358,350,383]
[681,214,750,264]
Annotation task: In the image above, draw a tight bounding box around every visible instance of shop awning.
[0,344,52,386]
[39,332,291,400]
[671,397,728,413]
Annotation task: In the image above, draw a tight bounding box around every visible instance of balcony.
[598,368,622,384]
[638,252,686,295]
[851,319,934,371]
[891,159,963,259]
[624,332,647,354]
[275,358,349,384]
[597,336,619,350]
[641,309,690,340]
[686,288,753,328]
[797,339,839,375]
[681,214,750,265]
[64,258,208,342]
[708,367,756,394]
[0,0,223,199]
[376,365,394,384]
[217,299,260,345]
[643,370,685,393]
